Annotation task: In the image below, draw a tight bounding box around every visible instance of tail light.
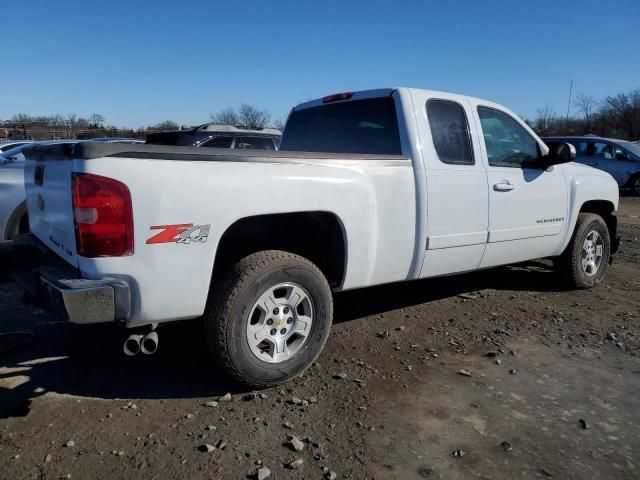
[322,92,354,103]
[72,173,134,257]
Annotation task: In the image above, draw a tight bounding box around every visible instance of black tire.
[204,250,333,388]
[629,174,640,196]
[555,213,610,289]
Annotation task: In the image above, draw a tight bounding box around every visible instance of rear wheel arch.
[211,211,348,290]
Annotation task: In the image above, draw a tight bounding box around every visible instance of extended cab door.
[470,103,568,268]
[411,91,489,277]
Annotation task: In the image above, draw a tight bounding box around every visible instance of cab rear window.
[280,97,401,155]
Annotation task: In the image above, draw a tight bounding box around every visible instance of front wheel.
[555,213,610,289]
[204,250,333,388]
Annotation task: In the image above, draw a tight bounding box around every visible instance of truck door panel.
[472,105,567,268]
[411,93,489,278]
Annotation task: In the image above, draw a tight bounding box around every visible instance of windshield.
[621,141,640,157]
[280,97,402,155]
[0,143,30,159]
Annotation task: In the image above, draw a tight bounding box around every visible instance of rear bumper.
[5,235,131,324]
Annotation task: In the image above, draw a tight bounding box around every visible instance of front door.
[472,105,568,268]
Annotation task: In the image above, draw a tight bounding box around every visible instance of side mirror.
[615,152,628,161]
[550,142,576,163]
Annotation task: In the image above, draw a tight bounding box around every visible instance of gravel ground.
[1,196,639,480]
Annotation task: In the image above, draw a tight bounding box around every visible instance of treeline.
[0,113,141,140]
[1,104,284,141]
[528,88,640,140]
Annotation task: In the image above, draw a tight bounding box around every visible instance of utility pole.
[565,79,573,134]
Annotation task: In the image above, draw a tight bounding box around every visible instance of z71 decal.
[147,224,210,245]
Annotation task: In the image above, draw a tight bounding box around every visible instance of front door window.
[477,107,539,168]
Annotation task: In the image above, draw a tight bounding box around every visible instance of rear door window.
[234,137,275,150]
[199,136,233,148]
[280,97,401,155]
[426,99,474,165]
[577,141,613,159]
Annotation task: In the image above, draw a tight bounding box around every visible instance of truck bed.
[25,141,408,165]
[23,141,416,326]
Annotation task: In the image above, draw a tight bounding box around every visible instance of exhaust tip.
[123,334,143,356]
[141,331,158,355]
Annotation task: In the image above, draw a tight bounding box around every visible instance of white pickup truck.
[12,87,620,387]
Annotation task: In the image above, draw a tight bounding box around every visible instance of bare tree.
[89,113,106,129]
[603,91,640,140]
[573,93,598,133]
[238,104,271,129]
[273,119,285,131]
[49,113,66,128]
[534,105,557,134]
[11,113,31,122]
[149,120,179,131]
[211,104,271,129]
[211,107,240,126]
[66,113,79,128]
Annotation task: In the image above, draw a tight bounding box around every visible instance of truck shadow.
[0,260,559,419]
[334,260,561,323]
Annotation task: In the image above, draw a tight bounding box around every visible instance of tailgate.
[23,143,79,268]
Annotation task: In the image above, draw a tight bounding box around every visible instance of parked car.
[0,140,77,240]
[0,140,32,153]
[544,136,640,195]
[146,124,281,150]
[13,88,619,387]
[88,137,144,144]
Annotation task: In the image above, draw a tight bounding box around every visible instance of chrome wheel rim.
[581,230,604,277]
[246,282,314,363]
[634,177,640,195]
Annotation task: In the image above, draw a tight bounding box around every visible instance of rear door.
[470,103,567,268]
[411,90,489,277]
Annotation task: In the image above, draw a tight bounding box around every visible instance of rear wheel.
[204,250,333,388]
[555,213,610,289]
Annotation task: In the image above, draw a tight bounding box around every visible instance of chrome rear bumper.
[6,234,131,324]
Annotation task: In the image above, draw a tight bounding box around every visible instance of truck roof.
[293,87,502,113]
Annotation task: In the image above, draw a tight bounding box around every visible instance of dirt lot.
[1,197,639,480]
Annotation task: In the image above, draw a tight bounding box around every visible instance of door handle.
[493,181,514,192]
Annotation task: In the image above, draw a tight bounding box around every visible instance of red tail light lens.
[72,173,134,257]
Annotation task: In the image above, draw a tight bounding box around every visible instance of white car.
[15,87,620,387]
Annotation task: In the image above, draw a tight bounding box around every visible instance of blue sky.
[2,0,638,128]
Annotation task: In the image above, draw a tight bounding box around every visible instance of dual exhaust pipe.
[123,331,158,356]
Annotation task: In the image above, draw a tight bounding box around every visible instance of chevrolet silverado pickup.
[13,88,620,387]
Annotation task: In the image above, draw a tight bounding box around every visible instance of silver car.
[0,140,31,153]
[544,136,640,195]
